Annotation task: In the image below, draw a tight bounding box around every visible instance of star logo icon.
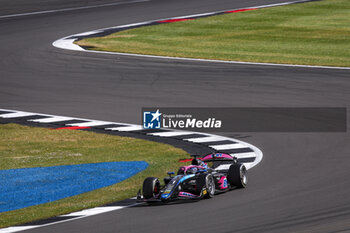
[150,109,162,122]
[143,109,162,129]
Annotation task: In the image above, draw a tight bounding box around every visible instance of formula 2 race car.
[137,153,247,203]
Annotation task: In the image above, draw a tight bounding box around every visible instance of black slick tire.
[227,164,247,188]
[142,177,160,199]
[197,174,215,198]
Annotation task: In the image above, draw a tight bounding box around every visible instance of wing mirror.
[167,171,175,177]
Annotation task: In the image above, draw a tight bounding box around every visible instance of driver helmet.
[187,167,198,174]
[198,160,208,168]
[192,159,208,168]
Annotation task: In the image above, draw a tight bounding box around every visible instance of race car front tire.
[228,164,247,188]
[197,174,215,198]
[142,177,160,199]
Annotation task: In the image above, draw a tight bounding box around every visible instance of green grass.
[0,124,187,228]
[76,0,350,67]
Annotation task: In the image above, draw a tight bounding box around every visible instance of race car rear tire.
[197,174,215,198]
[228,164,247,188]
[143,177,160,199]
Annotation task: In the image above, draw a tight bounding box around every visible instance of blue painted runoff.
[0,161,148,212]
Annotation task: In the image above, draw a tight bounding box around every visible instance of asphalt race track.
[1,0,350,232]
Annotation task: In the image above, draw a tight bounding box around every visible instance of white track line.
[52,0,350,70]
[0,112,38,118]
[231,152,257,159]
[30,116,74,123]
[0,205,134,233]
[184,136,229,143]
[148,131,195,137]
[209,143,247,150]
[0,0,149,19]
[0,109,130,127]
[61,206,124,217]
[53,38,84,51]
[88,50,350,70]
[105,125,143,131]
[0,226,37,233]
[67,121,114,127]
[74,50,350,70]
